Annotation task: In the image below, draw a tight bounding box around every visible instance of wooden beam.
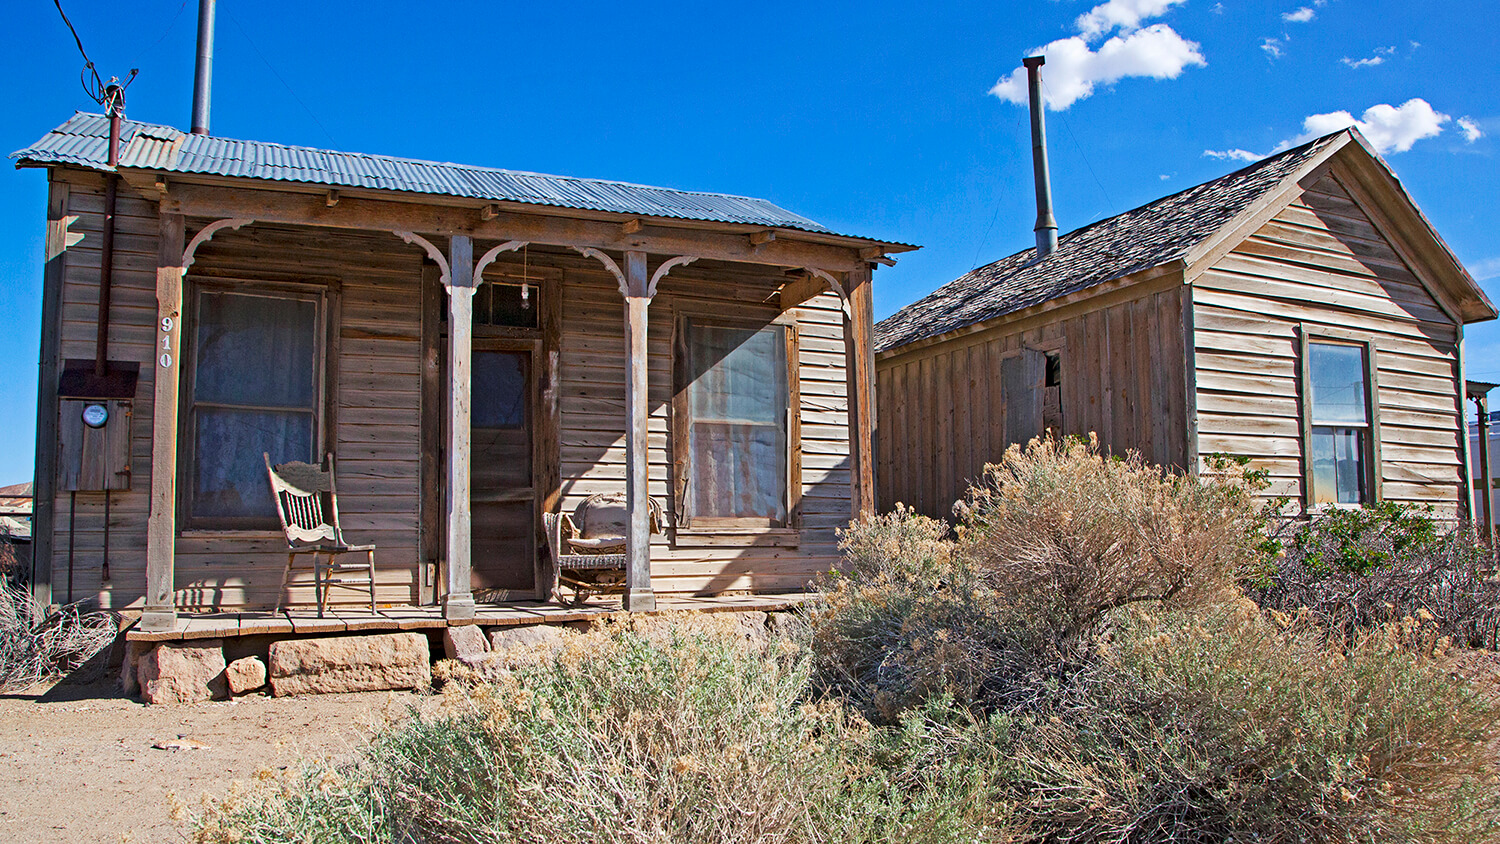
[325,190,339,207]
[142,211,185,632]
[481,203,500,221]
[842,265,876,520]
[444,235,477,619]
[750,229,776,246]
[778,273,831,312]
[30,180,70,610]
[164,183,870,272]
[623,250,655,611]
[537,274,563,598]
[620,218,642,235]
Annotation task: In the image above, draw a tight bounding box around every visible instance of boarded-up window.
[184,287,324,528]
[1002,348,1046,446]
[674,318,794,527]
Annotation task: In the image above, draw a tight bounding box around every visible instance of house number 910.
[159,316,174,368]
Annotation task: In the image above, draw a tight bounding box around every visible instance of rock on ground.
[225,656,268,695]
[443,625,490,665]
[137,640,228,705]
[269,632,431,697]
[120,640,150,696]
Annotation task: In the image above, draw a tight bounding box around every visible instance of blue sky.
[0,0,1495,484]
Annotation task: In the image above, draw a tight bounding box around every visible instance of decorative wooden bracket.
[394,230,452,286]
[572,246,628,295]
[649,255,697,298]
[182,218,253,269]
[473,240,529,286]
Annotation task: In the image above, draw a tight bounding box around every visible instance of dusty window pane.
[192,408,315,519]
[1311,426,1365,505]
[685,322,788,522]
[472,351,527,429]
[1309,343,1367,426]
[195,292,317,408]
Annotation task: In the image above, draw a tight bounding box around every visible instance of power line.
[222,5,339,148]
[128,0,190,69]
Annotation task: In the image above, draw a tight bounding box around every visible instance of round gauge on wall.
[81,403,109,429]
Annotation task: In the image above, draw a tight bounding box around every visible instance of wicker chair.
[544,492,661,606]
[264,453,376,617]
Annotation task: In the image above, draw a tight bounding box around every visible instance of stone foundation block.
[269,632,431,697]
[137,640,228,705]
[225,656,268,695]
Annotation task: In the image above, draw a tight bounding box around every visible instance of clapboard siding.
[1192,169,1467,513]
[876,279,1189,520]
[557,258,851,595]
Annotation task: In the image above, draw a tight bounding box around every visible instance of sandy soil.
[0,678,426,843]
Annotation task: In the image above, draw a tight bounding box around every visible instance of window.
[1302,336,1379,506]
[184,286,326,528]
[673,317,797,528]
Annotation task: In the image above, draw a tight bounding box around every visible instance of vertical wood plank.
[1365,339,1384,502]
[30,180,70,608]
[933,350,952,515]
[418,260,441,604]
[444,235,476,619]
[841,265,876,520]
[142,210,184,632]
[537,273,563,595]
[623,250,655,610]
[952,345,971,496]
[1180,284,1199,472]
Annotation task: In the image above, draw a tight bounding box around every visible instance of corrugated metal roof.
[13,113,893,241]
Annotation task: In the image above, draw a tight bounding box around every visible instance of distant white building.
[1470,411,1499,533]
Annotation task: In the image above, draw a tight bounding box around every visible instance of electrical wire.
[51,0,136,114]
[128,0,190,69]
[222,5,340,148]
[1043,76,1116,222]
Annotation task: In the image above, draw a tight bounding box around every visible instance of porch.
[125,592,814,643]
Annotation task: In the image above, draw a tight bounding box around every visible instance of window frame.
[178,278,337,532]
[670,309,801,533]
[1297,325,1382,509]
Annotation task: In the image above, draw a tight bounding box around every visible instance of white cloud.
[1211,2,1225,12]
[1204,98,1452,161]
[1075,0,1188,40]
[1282,6,1315,22]
[1203,148,1261,162]
[1470,257,1500,282]
[1458,116,1484,142]
[1301,99,1450,153]
[1261,37,1285,59]
[1340,45,1394,69]
[990,24,1206,111]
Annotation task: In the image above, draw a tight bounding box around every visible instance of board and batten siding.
[556,257,851,596]
[1191,169,1467,512]
[876,278,1190,520]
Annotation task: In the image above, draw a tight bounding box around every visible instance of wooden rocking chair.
[544,492,661,606]
[264,453,377,617]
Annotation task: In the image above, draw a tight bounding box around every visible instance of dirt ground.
[0,677,427,843]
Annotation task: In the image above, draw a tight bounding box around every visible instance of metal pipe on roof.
[96,86,124,378]
[1023,56,1059,259]
[191,0,216,135]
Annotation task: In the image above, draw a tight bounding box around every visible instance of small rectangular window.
[185,287,325,528]
[674,317,793,526]
[1306,340,1373,505]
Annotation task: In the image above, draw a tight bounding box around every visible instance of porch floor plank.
[125,592,816,642]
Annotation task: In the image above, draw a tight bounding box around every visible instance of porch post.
[841,264,876,520]
[623,250,656,611]
[1473,385,1495,548]
[142,212,186,631]
[444,235,477,618]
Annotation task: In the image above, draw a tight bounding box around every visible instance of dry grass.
[0,583,116,692]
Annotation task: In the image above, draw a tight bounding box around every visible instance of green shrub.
[1251,503,1500,648]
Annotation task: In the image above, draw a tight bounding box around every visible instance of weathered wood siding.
[1191,168,1467,512]
[46,169,852,609]
[876,279,1189,519]
[555,256,850,595]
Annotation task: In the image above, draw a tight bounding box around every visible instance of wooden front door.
[469,345,539,598]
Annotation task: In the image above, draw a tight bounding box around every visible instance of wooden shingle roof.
[875,133,1344,353]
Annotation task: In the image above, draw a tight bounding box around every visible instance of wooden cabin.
[876,129,1495,520]
[14,113,913,632]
